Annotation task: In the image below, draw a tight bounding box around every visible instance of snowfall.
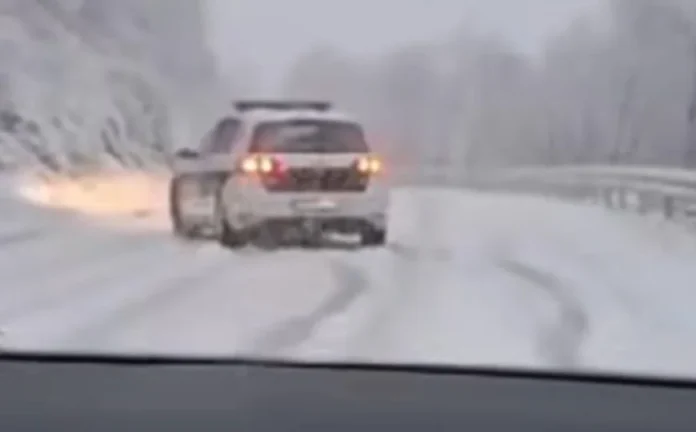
[1,169,696,379]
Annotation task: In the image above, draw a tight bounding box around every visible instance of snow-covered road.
[2,173,696,378]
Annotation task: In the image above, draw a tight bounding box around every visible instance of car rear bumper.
[223,188,388,230]
[254,216,380,234]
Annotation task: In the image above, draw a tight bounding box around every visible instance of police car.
[169,100,389,248]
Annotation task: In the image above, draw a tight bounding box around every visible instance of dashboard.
[1,353,695,431]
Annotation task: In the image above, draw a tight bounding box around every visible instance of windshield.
[3,0,696,382]
[250,120,368,153]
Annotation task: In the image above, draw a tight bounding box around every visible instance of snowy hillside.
[0,0,225,173]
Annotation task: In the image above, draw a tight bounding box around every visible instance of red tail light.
[355,155,382,174]
[239,154,285,175]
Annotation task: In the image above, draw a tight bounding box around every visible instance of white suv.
[169,101,389,248]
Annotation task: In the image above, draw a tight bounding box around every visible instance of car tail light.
[355,155,381,174]
[239,154,285,175]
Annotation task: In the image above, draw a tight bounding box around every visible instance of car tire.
[217,201,248,249]
[219,218,249,249]
[360,225,387,246]
[250,223,282,249]
[299,231,322,249]
[169,176,199,239]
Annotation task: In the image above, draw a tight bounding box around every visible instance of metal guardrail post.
[636,193,648,214]
[664,196,675,219]
[618,188,627,210]
[602,189,613,209]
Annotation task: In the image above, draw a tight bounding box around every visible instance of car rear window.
[250,120,368,153]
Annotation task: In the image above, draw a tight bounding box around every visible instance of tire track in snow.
[54,249,237,350]
[0,237,211,324]
[1,233,169,288]
[0,241,229,350]
[387,241,452,261]
[497,258,588,368]
[0,229,43,246]
[244,258,370,357]
[343,240,451,359]
[0,221,164,281]
[43,247,332,352]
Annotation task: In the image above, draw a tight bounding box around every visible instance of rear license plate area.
[290,198,338,214]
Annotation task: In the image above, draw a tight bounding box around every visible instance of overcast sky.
[205,0,603,92]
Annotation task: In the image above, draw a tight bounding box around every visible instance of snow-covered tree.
[278,0,696,183]
[0,0,225,172]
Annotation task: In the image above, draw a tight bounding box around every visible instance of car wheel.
[169,176,198,239]
[217,200,248,249]
[360,225,387,246]
[249,223,285,249]
[219,218,249,249]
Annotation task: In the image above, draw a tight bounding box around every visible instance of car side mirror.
[175,148,199,159]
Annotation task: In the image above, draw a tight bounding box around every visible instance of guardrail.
[169,156,696,221]
[464,165,696,221]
